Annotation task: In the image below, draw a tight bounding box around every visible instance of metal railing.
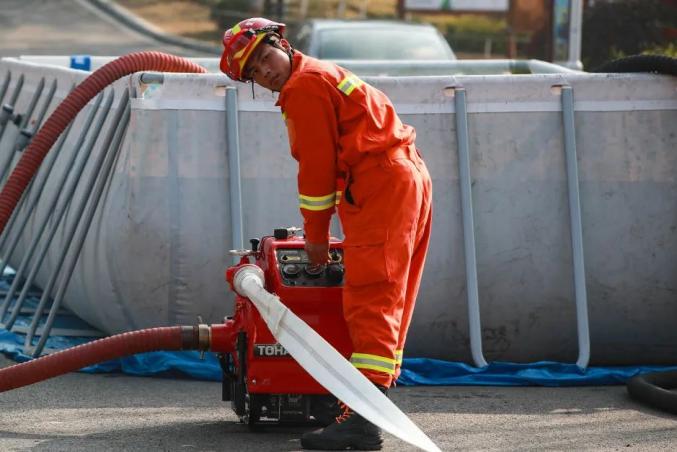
[28,90,131,356]
[0,92,113,333]
[453,86,488,368]
[226,86,245,260]
[0,69,130,356]
[451,82,591,369]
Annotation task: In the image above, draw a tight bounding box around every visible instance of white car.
[292,19,456,61]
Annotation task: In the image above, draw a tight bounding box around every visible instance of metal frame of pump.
[219,228,351,426]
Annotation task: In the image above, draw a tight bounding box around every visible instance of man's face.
[244,40,292,92]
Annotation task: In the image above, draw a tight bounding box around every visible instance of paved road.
[0,0,209,58]
[1,355,675,451]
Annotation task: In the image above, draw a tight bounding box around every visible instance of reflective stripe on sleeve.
[299,192,336,211]
[337,75,364,96]
[350,353,396,375]
[335,191,342,205]
[395,350,403,365]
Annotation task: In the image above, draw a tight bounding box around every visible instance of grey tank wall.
[0,58,675,364]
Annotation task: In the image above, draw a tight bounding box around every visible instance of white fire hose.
[233,264,441,452]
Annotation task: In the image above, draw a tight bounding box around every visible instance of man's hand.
[305,241,330,266]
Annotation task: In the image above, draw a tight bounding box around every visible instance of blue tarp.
[396,358,677,386]
[2,328,676,386]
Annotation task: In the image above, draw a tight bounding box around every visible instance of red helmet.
[220,17,286,81]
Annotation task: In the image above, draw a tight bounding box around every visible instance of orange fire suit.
[277,51,432,388]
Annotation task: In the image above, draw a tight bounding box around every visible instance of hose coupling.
[197,323,211,352]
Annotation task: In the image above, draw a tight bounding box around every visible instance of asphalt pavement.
[0,1,676,451]
[0,0,210,57]
[2,355,677,451]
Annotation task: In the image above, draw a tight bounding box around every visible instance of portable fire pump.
[219,227,351,426]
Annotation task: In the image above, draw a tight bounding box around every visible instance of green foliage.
[582,0,677,69]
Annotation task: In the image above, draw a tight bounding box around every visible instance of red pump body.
[216,229,351,425]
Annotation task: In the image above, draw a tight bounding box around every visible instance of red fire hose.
[0,323,235,392]
[0,51,207,235]
[0,326,197,392]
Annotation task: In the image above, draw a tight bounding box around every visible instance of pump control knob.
[304,263,324,278]
[250,238,260,252]
[326,264,344,284]
[283,264,301,278]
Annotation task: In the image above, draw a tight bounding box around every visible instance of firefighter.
[220,17,433,450]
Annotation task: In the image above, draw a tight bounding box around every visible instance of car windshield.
[317,27,453,60]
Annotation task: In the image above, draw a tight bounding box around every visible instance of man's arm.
[283,75,339,264]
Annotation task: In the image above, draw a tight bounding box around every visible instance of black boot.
[301,386,388,451]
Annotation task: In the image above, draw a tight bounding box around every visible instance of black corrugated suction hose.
[627,371,677,415]
[592,54,677,75]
